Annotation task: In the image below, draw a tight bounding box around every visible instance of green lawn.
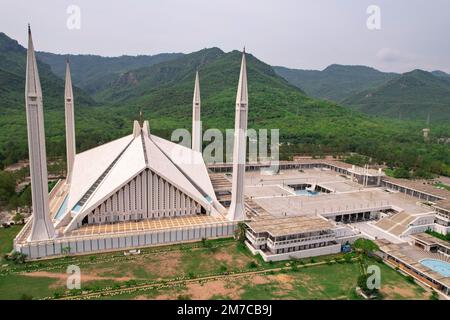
[0,224,23,263]
[86,259,429,300]
[0,226,430,300]
[0,274,57,300]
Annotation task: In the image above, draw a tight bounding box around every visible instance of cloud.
[375,48,407,63]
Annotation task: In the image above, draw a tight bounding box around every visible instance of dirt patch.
[133,294,172,300]
[186,279,242,300]
[251,275,270,285]
[212,247,251,269]
[268,274,295,290]
[141,251,182,278]
[214,251,234,265]
[380,284,427,300]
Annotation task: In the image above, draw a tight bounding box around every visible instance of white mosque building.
[17,26,450,272]
[14,27,248,258]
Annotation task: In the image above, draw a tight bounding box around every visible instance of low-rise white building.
[245,216,347,261]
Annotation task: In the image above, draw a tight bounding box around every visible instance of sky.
[1,0,449,73]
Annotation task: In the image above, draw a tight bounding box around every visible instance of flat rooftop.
[383,177,450,199]
[434,199,450,212]
[235,168,433,218]
[16,214,229,244]
[246,215,333,237]
[411,233,450,250]
[378,242,450,288]
[64,214,228,237]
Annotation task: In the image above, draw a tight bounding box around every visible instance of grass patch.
[0,232,430,300]
[425,229,450,242]
[0,225,23,263]
[0,274,57,299]
[434,182,450,191]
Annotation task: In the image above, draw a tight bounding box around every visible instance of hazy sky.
[1,0,449,73]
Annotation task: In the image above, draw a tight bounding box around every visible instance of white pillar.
[64,60,76,184]
[192,71,202,152]
[25,26,55,241]
[228,50,248,221]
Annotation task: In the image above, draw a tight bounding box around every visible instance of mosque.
[14,26,247,258]
[13,26,450,296]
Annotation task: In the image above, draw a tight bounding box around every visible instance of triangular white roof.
[80,136,146,214]
[59,124,220,232]
[151,134,216,199]
[64,134,133,218]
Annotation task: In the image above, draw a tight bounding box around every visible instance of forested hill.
[274,64,450,122]
[0,32,94,113]
[0,31,448,179]
[92,47,310,127]
[343,69,450,121]
[273,64,398,102]
[36,51,184,95]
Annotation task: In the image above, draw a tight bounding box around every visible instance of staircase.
[375,211,417,236]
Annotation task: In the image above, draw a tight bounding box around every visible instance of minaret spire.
[65,59,76,184]
[25,25,55,241]
[192,71,202,152]
[227,50,248,221]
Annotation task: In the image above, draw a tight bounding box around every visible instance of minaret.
[64,60,76,184]
[227,50,248,221]
[25,25,55,241]
[192,71,202,152]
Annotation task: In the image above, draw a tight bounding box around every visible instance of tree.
[0,170,16,207]
[353,239,379,256]
[6,251,27,264]
[235,222,247,243]
[392,167,411,179]
[62,246,71,256]
[13,212,25,224]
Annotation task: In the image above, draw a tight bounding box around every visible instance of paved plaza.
[234,169,432,218]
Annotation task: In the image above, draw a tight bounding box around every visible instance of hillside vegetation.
[275,64,450,122]
[37,51,183,94]
[274,64,397,102]
[343,70,450,121]
[0,32,449,181]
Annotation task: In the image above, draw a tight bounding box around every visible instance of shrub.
[5,251,27,264]
[344,254,353,263]
[405,275,415,284]
[430,291,439,300]
[20,293,33,300]
[219,265,228,273]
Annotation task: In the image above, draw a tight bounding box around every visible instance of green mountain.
[37,51,184,95]
[432,70,450,83]
[0,32,97,164]
[343,69,450,121]
[0,32,448,178]
[94,47,312,128]
[0,32,94,113]
[273,64,397,102]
